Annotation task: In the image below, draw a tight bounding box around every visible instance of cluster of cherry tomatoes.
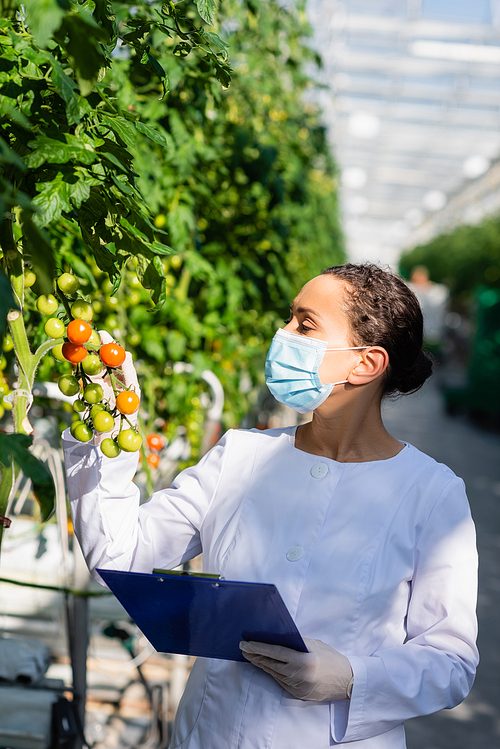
[145,432,166,469]
[39,272,142,458]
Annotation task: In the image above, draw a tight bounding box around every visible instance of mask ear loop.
[322,347,371,389]
[324,346,370,351]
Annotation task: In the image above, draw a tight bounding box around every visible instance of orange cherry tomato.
[147,433,165,451]
[147,453,160,469]
[116,390,140,415]
[100,342,126,368]
[62,342,88,364]
[66,319,92,344]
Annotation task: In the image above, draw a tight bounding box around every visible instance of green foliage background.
[1,0,344,485]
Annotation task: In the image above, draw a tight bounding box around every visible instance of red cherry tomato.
[100,342,126,368]
[147,453,160,469]
[62,342,88,364]
[116,391,140,415]
[67,319,92,344]
[147,433,165,451]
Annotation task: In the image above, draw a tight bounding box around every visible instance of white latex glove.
[87,331,141,445]
[239,638,353,702]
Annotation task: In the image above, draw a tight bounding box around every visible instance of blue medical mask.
[265,328,368,414]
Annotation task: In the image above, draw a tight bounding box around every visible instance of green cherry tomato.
[70,300,94,322]
[84,383,103,404]
[90,403,105,419]
[57,273,80,294]
[73,399,87,414]
[24,270,37,288]
[100,438,121,458]
[92,410,114,432]
[117,429,143,452]
[71,421,93,443]
[36,294,59,315]
[88,329,101,348]
[0,356,7,370]
[3,335,13,353]
[44,317,65,339]
[81,354,103,376]
[128,333,141,347]
[51,343,66,362]
[58,374,80,397]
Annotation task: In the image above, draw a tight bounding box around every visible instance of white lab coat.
[62,425,478,749]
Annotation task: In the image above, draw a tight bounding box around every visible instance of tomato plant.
[24,271,36,288]
[92,411,114,433]
[73,399,87,414]
[100,342,126,368]
[37,295,59,316]
[101,439,121,459]
[62,343,88,364]
[44,318,65,339]
[70,421,93,443]
[58,374,80,397]
[70,301,94,323]
[57,273,80,294]
[116,391,140,415]
[117,429,143,452]
[83,383,104,405]
[51,343,66,362]
[148,453,160,469]
[147,433,166,452]
[67,319,92,345]
[81,354,103,376]
[0,0,343,552]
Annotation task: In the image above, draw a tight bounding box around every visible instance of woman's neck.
[294,394,403,463]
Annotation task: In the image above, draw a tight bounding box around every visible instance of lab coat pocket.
[280,691,312,708]
[169,658,213,749]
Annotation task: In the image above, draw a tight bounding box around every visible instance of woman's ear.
[347,347,389,385]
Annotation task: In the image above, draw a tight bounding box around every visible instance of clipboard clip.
[152,568,221,580]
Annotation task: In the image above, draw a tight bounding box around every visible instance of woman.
[63,263,478,749]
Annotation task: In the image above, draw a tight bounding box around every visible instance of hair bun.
[394,350,434,394]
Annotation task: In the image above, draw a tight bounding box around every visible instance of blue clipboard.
[98,569,308,662]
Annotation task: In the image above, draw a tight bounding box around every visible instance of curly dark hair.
[321,263,434,396]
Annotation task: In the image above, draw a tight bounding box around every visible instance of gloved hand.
[88,331,141,445]
[239,638,353,702]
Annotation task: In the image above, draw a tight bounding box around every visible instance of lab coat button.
[286,546,303,562]
[310,462,328,479]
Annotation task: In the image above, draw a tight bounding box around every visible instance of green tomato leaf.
[135,121,169,148]
[20,213,56,296]
[136,255,166,307]
[0,433,55,522]
[33,172,91,227]
[0,270,18,351]
[99,114,137,149]
[213,59,232,88]
[203,31,230,52]
[93,245,120,281]
[0,136,27,172]
[22,0,66,47]
[50,58,80,126]
[24,134,97,169]
[195,0,217,25]
[60,14,108,93]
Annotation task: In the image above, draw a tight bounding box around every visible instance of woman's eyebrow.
[291,304,324,320]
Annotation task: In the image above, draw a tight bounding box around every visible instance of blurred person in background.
[408,265,449,354]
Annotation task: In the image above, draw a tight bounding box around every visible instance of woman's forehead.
[294,274,348,310]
